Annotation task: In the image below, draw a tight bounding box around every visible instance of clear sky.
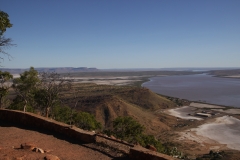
[1,0,240,69]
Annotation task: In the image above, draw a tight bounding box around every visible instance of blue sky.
[1,0,240,69]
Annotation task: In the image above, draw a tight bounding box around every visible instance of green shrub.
[74,112,102,131]
[52,105,72,124]
[112,116,144,143]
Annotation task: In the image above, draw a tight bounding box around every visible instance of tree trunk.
[23,99,27,112]
[46,107,50,118]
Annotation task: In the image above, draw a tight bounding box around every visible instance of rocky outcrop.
[20,143,36,150]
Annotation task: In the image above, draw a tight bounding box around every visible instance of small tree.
[13,67,40,112]
[62,84,83,126]
[35,72,71,118]
[0,71,13,108]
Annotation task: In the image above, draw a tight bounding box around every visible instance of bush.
[8,95,34,112]
[112,116,144,143]
[139,134,165,152]
[52,105,72,124]
[74,112,102,131]
[52,105,102,131]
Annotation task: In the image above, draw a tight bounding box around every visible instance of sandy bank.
[167,106,203,120]
[211,108,240,115]
[190,102,225,109]
[224,75,240,78]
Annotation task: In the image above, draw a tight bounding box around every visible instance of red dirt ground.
[0,121,129,160]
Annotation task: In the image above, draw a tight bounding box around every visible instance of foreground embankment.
[0,109,173,160]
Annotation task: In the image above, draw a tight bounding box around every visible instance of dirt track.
[0,121,129,160]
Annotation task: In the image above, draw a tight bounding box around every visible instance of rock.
[33,147,44,153]
[44,154,60,160]
[20,143,36,150]
[146,144,157,152]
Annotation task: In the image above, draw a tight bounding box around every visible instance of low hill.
[63,83,178,135]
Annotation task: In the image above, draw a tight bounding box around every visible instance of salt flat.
[167,106,203,120]
[194,116,240,150]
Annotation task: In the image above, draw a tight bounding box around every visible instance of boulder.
[20,143,36,150]
[44,154,60,160]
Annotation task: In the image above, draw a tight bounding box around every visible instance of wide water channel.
[142,74,240,107]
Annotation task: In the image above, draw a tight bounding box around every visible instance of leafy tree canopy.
[0,10,14,62]
[14,67,40,92]
[0,11,12,35]
[13,67,40,112]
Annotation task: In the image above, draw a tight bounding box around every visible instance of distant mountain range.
[0,67,99,74]
[1,67,240,74]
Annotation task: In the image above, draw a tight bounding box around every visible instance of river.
[142,74,240,107]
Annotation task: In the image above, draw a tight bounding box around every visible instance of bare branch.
[0,36,15,62]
